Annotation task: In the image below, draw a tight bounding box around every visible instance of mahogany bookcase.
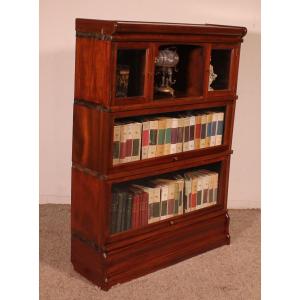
[71,19,247,290]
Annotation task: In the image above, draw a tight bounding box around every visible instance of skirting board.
[39,195,260,208]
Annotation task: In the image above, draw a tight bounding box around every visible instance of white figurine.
[208,63,217,91]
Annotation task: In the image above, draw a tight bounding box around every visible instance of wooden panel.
[72,104,100,171]
[71,237,104,286]
[71,167,108,246]
[74,37,111,105]
[105,213,228,288]
[72,104,113,174]
[75,19,247,37]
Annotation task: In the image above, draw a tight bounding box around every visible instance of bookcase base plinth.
[71,212,229,290]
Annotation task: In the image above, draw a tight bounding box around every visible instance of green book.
[110,193,118,234]
[125,193,133,230]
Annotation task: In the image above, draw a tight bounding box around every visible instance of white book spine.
[131,123,142,161]
[170,118,178,154]
[160,185,169,220]
[189,115,195,151]
[142,121,150,159]
[210,113,218,147]
[215,112,224,146]
[200,114,207,149]
[148,120,158,158]
[112,125,121,165]
[124,123,133,163]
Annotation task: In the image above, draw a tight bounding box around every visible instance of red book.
[131,192,140,229]
[195,123,201,139]
[191,193,197,209]
[142,129,149,146]
[120,142,126,160]
[126,139,133,158]
[168,198,175,216]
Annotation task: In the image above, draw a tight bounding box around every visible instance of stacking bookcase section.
[110,163,221,235]
[112,108,225,166]
[154,44,205,100]
[72,19,246,290]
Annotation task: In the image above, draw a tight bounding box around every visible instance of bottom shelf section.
[111,162,221,235]
[71,210,230,290]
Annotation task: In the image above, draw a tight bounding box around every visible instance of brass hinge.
[72,163,108,180]
[72,232,100,252]
[74,99,111,113]
[76,30,112,41]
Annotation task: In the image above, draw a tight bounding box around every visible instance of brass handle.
[170,220,174,225]
[173,156,178,162]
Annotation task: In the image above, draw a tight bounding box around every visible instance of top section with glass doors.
[75,19,246,108]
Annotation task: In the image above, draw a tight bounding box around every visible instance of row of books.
[113,111,224,165]
[110,169,219,234]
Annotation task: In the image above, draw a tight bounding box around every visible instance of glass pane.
[115,49,146,98]
[112,108,225,166]
[110,162,221,235]
[154,45,204,99]
[209,49,232,91]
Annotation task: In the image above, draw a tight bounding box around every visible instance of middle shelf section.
[113,106,226,166]
[110,161,224,235]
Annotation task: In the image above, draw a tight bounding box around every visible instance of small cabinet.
[112,42,154,105]
[207,45,240,95]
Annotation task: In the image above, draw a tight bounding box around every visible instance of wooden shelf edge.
[106,207,227,248]
[72,147,233,182]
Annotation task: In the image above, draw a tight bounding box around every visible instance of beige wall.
[40,0,260,208]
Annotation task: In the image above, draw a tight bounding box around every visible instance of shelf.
[109,161,223,236]
[110,145,230,180]
[112,97,235,117]
[106,207,227,247]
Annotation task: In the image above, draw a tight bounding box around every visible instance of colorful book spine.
[176,117,184,153]
[148,120,158,158]
[210,113,218,147]
[156,118,166,157]
[125,193,133,230]
[159,184,169,220]
[177,177,184,215]
[205,113,213,148]
[125,123,133,163]
[201,174,210,208]
[164,118,172,155]
[183,116,190,152]
[112,124,121,165]
[130,190,141,229]
[200,114,207,148]
[119,124,127,164]
[184,175,192,212]
[132,122,142,161]
[141,190,149,226]
[190,175,198,211]
[215,112,224,146]
[142,121,150,159]
[173,181,179,215]
[194,115,202,150]
[167,182,175,218]
[116,191,127,232]
[170,118,178,154]
[152,186,161,223]
[188,115,195,151]
[196,174,204,209]
[110,192,119,233]
[212,172,219,204]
